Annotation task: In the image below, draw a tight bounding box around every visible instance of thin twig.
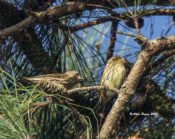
[67,85,119,95]
[106,21,118,62]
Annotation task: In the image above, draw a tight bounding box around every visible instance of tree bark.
[98,33,175,138]
[98,49,154,138]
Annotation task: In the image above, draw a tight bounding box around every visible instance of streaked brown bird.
[96,56,131,111]
[100,56,131,100]
[21,71,82,93]
[99,56,174,119]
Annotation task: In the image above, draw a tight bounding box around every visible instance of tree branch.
[106,21,118,62]
[98,34,175,138]
[67,85,104,95]
[0,16,35,40]
[0,1,53,73]
[0,2,87,40]
[1,3,175,40]
[69,0,172,8]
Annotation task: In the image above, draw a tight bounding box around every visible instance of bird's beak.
[77,76,84,81]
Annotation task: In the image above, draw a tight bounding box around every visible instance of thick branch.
[99,49,153,138]
[32,2,87,21]
[98,35,175,138]
[0,17,34,40]
[0,1,52,73]
[150,36,175,52]
[1,4,175,40]
[0,2,87,40]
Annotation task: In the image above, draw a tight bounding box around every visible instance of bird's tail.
[18,77,35,85]
[95,90,108,112]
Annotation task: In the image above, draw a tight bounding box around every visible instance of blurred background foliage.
[0,0,175,138]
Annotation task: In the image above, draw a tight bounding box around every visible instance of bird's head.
[65,71,83,81]
[107,56,132,69]
[108,56,127,64]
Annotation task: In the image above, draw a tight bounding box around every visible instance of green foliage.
[0,68,97,138]
[0,0,175,138]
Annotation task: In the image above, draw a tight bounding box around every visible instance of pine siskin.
[21,71,82,93]
[100,57,174,119]
[99,56,131,106]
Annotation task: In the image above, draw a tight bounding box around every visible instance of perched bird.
[21,71,82,94]
[97,56,131,109]
[100,56,131,98]
[99,56,174,119]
